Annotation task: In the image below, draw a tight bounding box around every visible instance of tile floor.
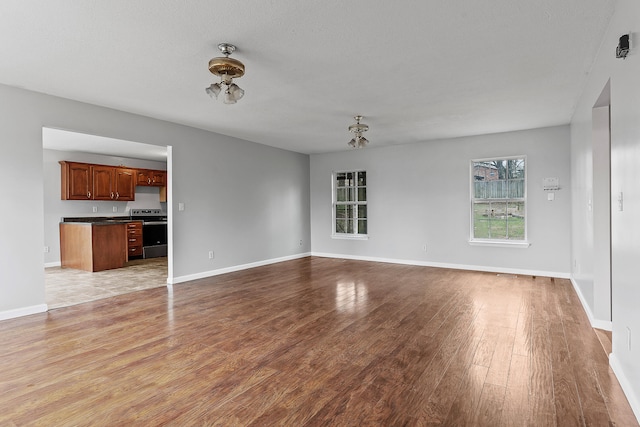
[45,257,168,309]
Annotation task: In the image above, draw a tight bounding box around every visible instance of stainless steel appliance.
[129,209,167,259]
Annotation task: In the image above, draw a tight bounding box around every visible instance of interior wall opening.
[42,127,170,309]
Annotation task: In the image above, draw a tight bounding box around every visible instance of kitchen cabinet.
[137,168,167,202]
[60,161,92,200]
[136,169,166,187]
[126,221,143,259]
[60,222,127,272]
[60,161,135,201]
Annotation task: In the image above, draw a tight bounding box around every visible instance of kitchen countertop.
[61,216,135,224]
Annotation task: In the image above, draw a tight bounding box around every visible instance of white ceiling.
[1,1,616,155]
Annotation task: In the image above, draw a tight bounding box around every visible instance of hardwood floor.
[1,257,637,426]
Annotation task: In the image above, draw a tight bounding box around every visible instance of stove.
[129,209,167,258]
[129,208,167,222]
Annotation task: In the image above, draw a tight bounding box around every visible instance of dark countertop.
[61,216,134,224]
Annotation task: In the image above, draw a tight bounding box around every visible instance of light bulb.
[223,89,237,104]
[228,83,244,100]
[205,83,222,98]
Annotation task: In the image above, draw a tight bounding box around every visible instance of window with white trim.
[471,157,526,242]
[333,171,367,237]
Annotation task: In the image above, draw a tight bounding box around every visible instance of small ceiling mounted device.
[616,34,630,59]
[348,115,370,148]
[205,43,245,104]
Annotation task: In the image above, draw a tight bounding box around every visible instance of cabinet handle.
[110,192,114,199]
[116,192,119,199]
[129,239,136,242]
[87,191,91,199]
[148,178,151,184]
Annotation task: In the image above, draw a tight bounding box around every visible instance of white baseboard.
[311,252,570,279]
[169,252,312,285]
[0,304,48,321]
[569,277,612,331]
[610,353,640,423]
[44,261,61,268]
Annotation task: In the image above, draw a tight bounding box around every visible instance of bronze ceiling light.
[348,115,369,148]
[205,43,245,104]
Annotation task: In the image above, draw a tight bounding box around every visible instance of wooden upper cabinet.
[94,166,135,201]
[60,161,137,201]
[92,165,115,200]
[136,169,150,186]
[137,169,166,187]
[114,168,135,201]
[60,161,92,200]
[150,170,166,186]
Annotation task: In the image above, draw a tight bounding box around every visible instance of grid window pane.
[471,158,525,241]
[336,188,355,202]
[357,172,366,186]
[334,170,367,235]
[357,205,367,219]
[336,205,354,220]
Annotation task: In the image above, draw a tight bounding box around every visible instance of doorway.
[42,128,171,308]
[591,81,612,324]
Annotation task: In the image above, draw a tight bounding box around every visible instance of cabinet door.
[63,162,92,200]
[92,165,115,200]
[114,168,136,201]
[150,170,166,186]
[137,169,152,186]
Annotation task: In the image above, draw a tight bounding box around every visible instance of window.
[333,171,367,238]
[471,157,526,244]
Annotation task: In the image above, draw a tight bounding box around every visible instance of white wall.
[570,0,640,418]
[0,84,310,318]
[43,149,167,266]
[310,125,571,277]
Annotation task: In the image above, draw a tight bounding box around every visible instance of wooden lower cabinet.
[126,221,143,259]
[60,222,127,272]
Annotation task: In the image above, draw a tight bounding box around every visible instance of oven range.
[129,209,167,259]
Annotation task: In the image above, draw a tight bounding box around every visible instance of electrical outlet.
[299,239,303,246]
[112,206,118,213]
[178,203,185,211]
[208,251,214,259]
[43,246,50,253]
[92,206,98,213]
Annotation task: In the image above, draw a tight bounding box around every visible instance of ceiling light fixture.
[205,43,245,104]
[348,115,369,148]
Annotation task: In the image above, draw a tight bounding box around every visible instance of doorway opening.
[42,127,171,308]
[591,80,612,325]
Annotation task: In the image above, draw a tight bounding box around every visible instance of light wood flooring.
[45,257,168,309]
[3,257,637,425]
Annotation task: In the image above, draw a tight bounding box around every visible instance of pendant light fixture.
[348,115,369,148]
[205,43,245,104]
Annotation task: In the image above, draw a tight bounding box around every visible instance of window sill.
[468,239,530,248]
[332,234,369,241]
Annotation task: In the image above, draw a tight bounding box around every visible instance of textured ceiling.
[0,0,616,155]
